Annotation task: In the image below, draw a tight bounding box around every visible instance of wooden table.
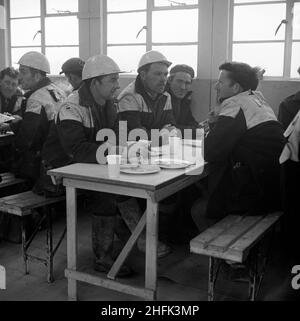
[48,145,207,301]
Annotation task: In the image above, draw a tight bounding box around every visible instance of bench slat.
[190,215,242,249]
[207,216,263,252]
[227,212,282,261]
[0,191,65,216]
[190,212,283,263]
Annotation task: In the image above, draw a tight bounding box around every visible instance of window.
[9,0,79,75]
[231,0,300,78]
[105,0,199,74]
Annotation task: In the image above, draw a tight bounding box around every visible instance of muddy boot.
[92,214,133,277]
[117,198,171,258]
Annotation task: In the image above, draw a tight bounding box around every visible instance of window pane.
[107,46,146,73]
[232,43,284,77]
[45,16,79,45]
[107,12,146,44]
[235,0,281,3]
[45,46,79,75]
[152,9,198,42]
[10,0,40,18]
[11,47,41,69]
[107,0,146,12]
[293,3,300,40]
[46,0,78,14]
[233,4,286,41]
[10,18,41,46]
[155,0,198,7]
[291,42,300,78]
[152,45,197,74]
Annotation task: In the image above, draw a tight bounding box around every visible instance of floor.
[0,205,299,301]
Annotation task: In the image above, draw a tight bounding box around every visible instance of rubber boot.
[92,214,133,277]
[117,198,171,258]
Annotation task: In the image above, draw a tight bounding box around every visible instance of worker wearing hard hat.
[60,57,85,91]
[11,51,65,187]
[117,51,175,258]
[118,50,177,139]
[40,54,133,277]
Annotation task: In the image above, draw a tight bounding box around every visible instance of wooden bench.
[190,211,283,301]
[0,172,26,190]
[0,191,66,283]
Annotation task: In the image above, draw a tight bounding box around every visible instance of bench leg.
[46,207,54,283]
[21,218,29,275]
[208,257,220,301]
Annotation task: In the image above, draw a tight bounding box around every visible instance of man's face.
[66,73,82,90]
[141,63,169,95]
[95,73,120,101]
[215,70,237,102]
[0,75,19,99]
[169,71,192,99]
[18,65,39,90]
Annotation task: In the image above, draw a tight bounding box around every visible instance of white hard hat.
[18,51,50,74]
[138,50,172,71]
[82,54,124,80]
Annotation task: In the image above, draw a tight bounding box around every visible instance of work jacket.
[204,90,286,219]
[117,75,176,139]
[42,83,118,168]
[166,86,199,138]
[12,77,66,183]
[278,90,300,130]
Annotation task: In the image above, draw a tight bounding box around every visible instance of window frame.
[104,0,200,76]
[230,0,300,80]
[8,0,79,73]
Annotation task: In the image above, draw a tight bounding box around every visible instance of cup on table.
[169,136,182,159]
[106,155,122,178]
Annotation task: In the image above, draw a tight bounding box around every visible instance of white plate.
[120,164,160,175]
[153,158,193,169]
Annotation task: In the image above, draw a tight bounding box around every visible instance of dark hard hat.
[169,64,195,79]
[60,57,85,76]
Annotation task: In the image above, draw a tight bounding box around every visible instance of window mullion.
[283,0,293,77]
[147,0,153,51]
[40,0,46,54]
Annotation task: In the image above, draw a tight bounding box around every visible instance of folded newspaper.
[0,113,15,124]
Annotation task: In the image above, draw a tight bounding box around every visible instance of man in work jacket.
[192,62,286,231]
[166,64,200,138]
[11,51,66,186]
[0,67,24,172]
[118,50,177,142]
[41,54,133,277]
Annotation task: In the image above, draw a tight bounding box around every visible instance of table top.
[48,145,206,192]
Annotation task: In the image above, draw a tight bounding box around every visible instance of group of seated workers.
[0,48,298,276]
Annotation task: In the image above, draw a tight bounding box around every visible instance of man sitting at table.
[0,67,24,172]
[117,51,180,256]
[10,51,66,187]
[191,62,286,233]
[40,54,133,277]
[166,64,201,137]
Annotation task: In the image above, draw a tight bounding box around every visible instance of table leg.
[145,199,158,301]
[66,187,77,301]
